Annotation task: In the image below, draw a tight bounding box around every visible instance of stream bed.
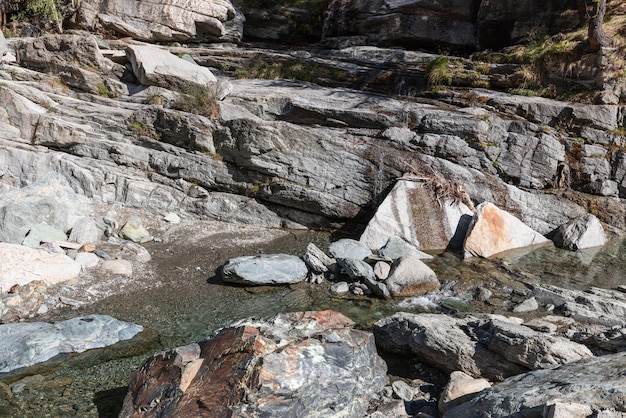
[2,224,626,418]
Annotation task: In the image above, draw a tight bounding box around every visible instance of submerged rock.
[384,255,440,297]
[221,253,309,285]
[119,310,387,417]
[0,314,143,374]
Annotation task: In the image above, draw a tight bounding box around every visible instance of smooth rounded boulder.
[221,253,309,285]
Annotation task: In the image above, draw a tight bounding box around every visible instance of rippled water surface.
[3,232,626,417]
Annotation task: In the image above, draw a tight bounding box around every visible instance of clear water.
[2,232,626,417]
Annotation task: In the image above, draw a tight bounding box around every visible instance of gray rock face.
[384,256,440,297]
[21,223,67,247]
[552,214,608,251]
[126,44,217,90]
[0,314,143,374]
[221,253,309,285]
[119,311,387,418]
[0,174,92,245]
[323,0,477,50]
[444,351,626,417]
[303,243,335,273]
[73,0,244,43]
[373,313,591,381]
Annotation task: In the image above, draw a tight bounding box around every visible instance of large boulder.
[444,351,626,417]
[0,174,92,245]
[0,314,143,373]
[72,0,244,43]
[373,313,592,381]
[552,214,608,251]
[463,202,550,258]
[126,44,217,90]
[360,178,473,251]
[119,311,388,417]
[0,243,81,290]
[221,253,309,285]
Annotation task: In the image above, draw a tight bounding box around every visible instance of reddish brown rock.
[119,310,388,417]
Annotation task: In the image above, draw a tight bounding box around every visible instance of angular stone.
[463,202,549,258]
[0,243,81,291]
[303,242,335,273]
[68,217,103,245]
[120,220,152,243]
[512,297,539,313]
[0,314,142,373]
[379,236,433,260]
[329,239,371,260]
[438,371,491,415]
[221,254,308,285]
[126,44,217,90]
[360,179,473,251]
[119,242,152,264]
[337,258,375,281]
[119,311,387,417]
[74,252,100,270]
[330,281,349,294]
[384,256,440,297]
[552,214,607,251]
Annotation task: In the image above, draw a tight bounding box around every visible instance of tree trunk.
[588,0,612,52]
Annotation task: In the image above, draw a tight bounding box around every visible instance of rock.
[126,44,217,90]
[363,276,391,299]
[378,236,433,260]
[119,311,387,417]
[163,212,181,224]
[323,0,478,51]
[463,202,550,258]
[374,261,391,280]
[101,259,133,276]
[0,314,142,373]
[0,243,81,291]
[391,380,416,402]
[68,217,102,245]
[119,242,152,263]
[543,401,593,418]
[444,351,626,417]
[120,220,152,243]
[360,178,473,251]
[330,281,350,294]
[221,254,308,285]
[384,256,440,297]
[0,29,7,58]
[73,0,244,43]
[329,239,372,260]
[21,223,67,248]
[552,214,608,251]
[512,297,539,313]
[0,174,92,245]
[337,258,375,282]
[74,252,100,270]
[373,313,591,382]
[438,371,491,415]
[303,242,335,273]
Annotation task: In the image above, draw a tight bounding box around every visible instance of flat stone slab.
[221,253,309,285]
[0,243,81,291]
[0,314,143,374]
